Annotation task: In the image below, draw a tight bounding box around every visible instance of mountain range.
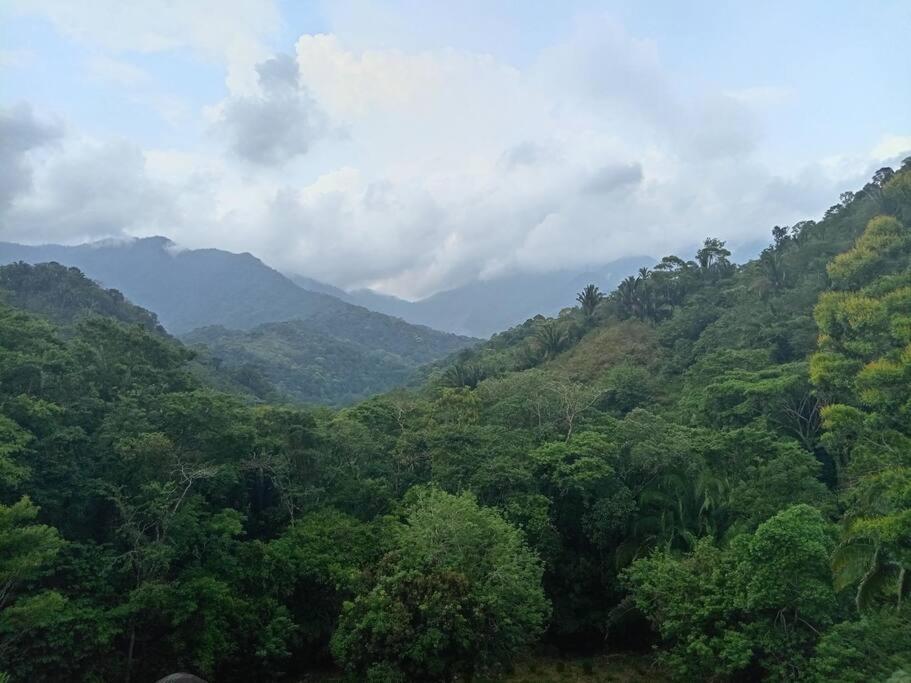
[0,236,652,403]
[289,256,654,338]
[0,238,477,405]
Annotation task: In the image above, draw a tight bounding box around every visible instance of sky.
[1,0,909,299]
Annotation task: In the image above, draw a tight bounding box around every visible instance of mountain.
[0,237,349,333]
[182,304,493,405]
[0,261,166,334]
[286,273,350,300]
[0,237,477,405]
[0,261,289,401]
[0,235,475,341]
[292,256,654,338]
[183,321,415,405]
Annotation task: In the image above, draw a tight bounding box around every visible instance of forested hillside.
[183,322,414,406]
[0,261,166,334]
[0,161,908,682]
[0,238,477,406]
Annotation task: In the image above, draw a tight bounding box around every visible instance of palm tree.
[442,362,485,389]
[534,320,568,360]
[832,541,909,612]
[615,276,638,318]
[575,284,603,320]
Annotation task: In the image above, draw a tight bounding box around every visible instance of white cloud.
[0,117,180,244]
[871,135,911,162]
[10,0,280,91]
[3,11,907,298]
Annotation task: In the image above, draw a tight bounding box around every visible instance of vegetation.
[0,160,908,681]
[0,238,477,406]
[183,322,414,406]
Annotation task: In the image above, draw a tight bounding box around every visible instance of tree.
[0,497,64,662]
[695,237,733,278]
[810,214,911,614]
[331,488,549,680]
[532,319,570,360]
[575,284,603,320]
[625,505,837,681]
[807,610,911,683]
[553,381,604,441]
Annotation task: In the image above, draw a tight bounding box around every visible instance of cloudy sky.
[1,1,908,298]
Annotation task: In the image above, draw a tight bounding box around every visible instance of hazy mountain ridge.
[0,237,348,333]
[291,255,656,338]
[0,235,475,341]
[0,238,479,405]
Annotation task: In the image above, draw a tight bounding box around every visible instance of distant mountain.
[0,235,475,341]
[286,273,350,300]
[0,237,347,333]
[291,256,655,338]
[0,260,287,401]
[0,237,477,405]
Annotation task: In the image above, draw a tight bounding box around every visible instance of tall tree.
[576,283,603,320]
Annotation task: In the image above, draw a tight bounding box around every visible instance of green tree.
[625,505,837,680]
[576,283,603,320]
[331,488,549,680]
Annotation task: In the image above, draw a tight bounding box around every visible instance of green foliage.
[184,307,478,405]
[827,216,910,289]
[576,283,604,319]
[806,610,911,683]
[0,261,165,333]
[332,489,549,680]
[0,164,908,680]
[625,505,837,681]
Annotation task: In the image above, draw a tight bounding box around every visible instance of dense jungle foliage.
[0,160,909,682]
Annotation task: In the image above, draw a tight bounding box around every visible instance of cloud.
[217,54,330,165]
[10,0,280,91]
[0,108,180,244]
[582,163,643,195]
[871,135,911,162]
[2,11,906,299]
[499,142,556,170]
[0,103,63,209]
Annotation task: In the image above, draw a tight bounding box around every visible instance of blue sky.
[1,1,908,296]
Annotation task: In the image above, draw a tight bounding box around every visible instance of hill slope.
[0,237,477,383]
[0,261,166,334]
[183,321,415,405]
